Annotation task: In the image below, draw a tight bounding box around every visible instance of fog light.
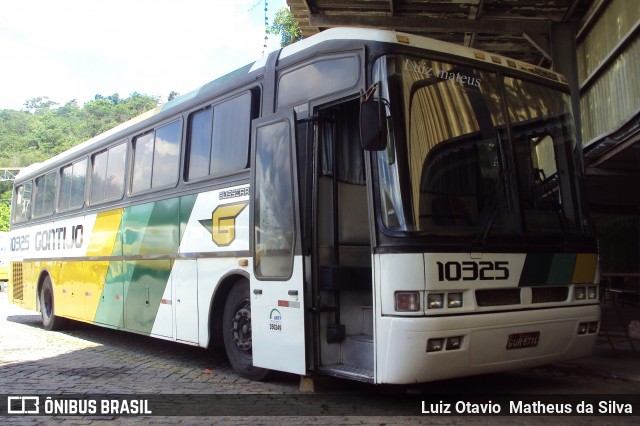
[447,293,463,308]
[587,286,598,300]
[575,287,586,300]
[578,322,588,334]
[588,322,598,334]
[427,293,444,309]
[427,338,444,352]
[446,336,463,350]
[395,291,420,312]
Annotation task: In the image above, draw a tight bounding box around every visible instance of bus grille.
[476,289,521,306]
[532,286,568,303]
[11,262,24,301]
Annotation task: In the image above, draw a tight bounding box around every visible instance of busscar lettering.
[219,187,249,200]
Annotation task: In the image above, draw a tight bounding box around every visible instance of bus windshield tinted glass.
[373,55,581,237]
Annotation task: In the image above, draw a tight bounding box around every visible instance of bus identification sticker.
[506,332,540,350]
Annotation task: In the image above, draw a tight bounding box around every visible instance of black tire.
[222,279,270,381]
[40,276,67,331]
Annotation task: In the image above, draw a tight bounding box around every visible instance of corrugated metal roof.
[287,0,594,66]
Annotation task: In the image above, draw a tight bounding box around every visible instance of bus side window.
[91,142,127,204]
[131,120,182,193]
[33,171,57,218]
[58,158,87,212]
[12,181,32,223]
[186,92,252,181]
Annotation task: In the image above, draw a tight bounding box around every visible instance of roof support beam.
[465,0,484,48]
[523,32,551,61]
[308,13,550,35]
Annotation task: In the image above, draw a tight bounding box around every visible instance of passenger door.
[250,112,306,375]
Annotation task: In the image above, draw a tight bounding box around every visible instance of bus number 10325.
[436,261,509,282]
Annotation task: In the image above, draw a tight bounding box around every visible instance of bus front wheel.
[222,279,270,381]
[40,276,67,331]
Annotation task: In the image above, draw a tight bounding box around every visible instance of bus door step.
[318,363,374,383]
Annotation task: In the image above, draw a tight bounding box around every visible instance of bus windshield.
[372,55,584,238]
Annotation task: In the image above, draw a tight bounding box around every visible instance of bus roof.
[15,27,566,182]
[282,27,565,82]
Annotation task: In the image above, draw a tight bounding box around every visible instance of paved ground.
[1,290,639,425]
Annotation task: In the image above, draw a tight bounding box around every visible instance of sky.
[0,0,287,110]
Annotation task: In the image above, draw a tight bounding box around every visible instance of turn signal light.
[395,291,420,312]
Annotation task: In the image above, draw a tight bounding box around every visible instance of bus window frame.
[250,111,300,281]
[89,140,128,206]
[32,170,58,219]
[276,53,361,110]
[57,157,89,213]
[11,180,33,224]
[184,88,258,185]
[129,117,183,196]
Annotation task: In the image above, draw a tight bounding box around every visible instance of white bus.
[8,28,599,384]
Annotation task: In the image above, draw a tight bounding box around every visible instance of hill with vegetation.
[0,93,161,231]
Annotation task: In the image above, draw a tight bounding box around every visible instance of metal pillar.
[551,22,582,147]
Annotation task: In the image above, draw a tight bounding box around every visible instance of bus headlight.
[587,286,598,300]
[446,336,463,350]
[427,338,444,352]
[395,291,420,312]
[575,286,586,300]
[447,293,463,308]
[427,293,444,309]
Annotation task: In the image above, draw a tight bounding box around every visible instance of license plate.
[506,331,540,350]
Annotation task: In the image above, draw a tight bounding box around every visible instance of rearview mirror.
[360,100,388,151]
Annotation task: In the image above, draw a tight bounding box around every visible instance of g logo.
[210,202,248,247]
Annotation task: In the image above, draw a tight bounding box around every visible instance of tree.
[0,92,161,231]
[168,91,180,102]
[269,7,302,47]
[23,97,58,114]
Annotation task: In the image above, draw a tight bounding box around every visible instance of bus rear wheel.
[40,276,67,331]
[222,279,270,381]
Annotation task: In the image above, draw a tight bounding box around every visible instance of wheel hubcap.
[232,302,252,353]
[43,289,52,317]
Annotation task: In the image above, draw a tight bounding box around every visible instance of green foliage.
[269,7,302,47]
[0,92,160,231]
[0,202,10,232]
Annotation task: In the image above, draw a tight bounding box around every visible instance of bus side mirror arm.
[360,100,388,151]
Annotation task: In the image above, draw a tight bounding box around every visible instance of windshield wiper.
[471,133,511,248]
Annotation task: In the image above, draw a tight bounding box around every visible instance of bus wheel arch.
[37,272,67,331]
[213,274,270,381]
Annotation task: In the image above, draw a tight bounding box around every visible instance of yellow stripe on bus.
[572,253,598,284]
[87,209,124,257]
[83,209,123,321]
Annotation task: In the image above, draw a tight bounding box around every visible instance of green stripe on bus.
[519,253,578,286]
[547,253,576,285]
[93,194,198,333]
[124,259,172,334]
[519,253,554,286]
